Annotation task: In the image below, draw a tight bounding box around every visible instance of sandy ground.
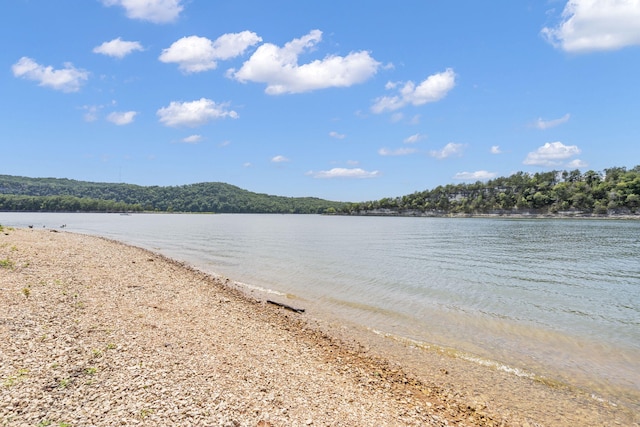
[0,228,637,426]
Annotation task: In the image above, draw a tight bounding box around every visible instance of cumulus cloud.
[378,147,418,156]
[308,168,380,179]
[12,57,88,92]
[453,170,498,181]
[533,113,570,130]
[523,141,581,166]
[404,133,425,144]
[106,111,137,125]
[429,142,465,159]
[82,105,102,122]
[159,32,262,73]
[271,155,290,163]
[229,29,380,94]
[181,134,203,144]
[102,0,183,23]
[542,0,640,52]
[490,145,502,154]
[371,68,456,114]
[93,37,144,59]
[567,158,589,168]
[329,131,346,139]
[157,98,238,127]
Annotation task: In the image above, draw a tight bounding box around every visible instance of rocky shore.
[1,228,636,426]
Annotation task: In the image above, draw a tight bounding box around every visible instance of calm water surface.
[2,213,639,410]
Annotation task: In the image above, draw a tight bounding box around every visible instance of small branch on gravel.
[266,300,305,313]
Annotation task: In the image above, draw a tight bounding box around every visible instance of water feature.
[2,212,638,415]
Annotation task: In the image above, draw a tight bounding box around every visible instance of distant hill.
[0,175,346,214]
[4,166,639,216]
[342,166,640,217]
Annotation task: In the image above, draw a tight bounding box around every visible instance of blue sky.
[2,0,640,202]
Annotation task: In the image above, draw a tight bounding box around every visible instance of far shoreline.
[335,210,640,220]
[2,209,640,220]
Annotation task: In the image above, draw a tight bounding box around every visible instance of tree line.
[0,175,345,214]
[341,166,640,216]
[2,167,639,215]
[0,194,143,213]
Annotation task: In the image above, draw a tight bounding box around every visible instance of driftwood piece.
[266,299,305,313]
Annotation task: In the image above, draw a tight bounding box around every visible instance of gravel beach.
[1,228,636,426]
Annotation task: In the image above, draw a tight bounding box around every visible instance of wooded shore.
[1,228,635,426]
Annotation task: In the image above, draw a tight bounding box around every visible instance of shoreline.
[2,209,640,221]
[1,228,637,426]
[339,211,640,220]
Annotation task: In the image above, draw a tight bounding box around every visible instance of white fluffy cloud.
[453,170,498,181]
[404,133,425,144]
[490,145,502,154]
[429,142,465,159]
[181,134,203,144]
[106,111,137,125]
[378,147,418,156]
[229,30,380,94]
[82,105,101,122]
[371,68,456,114]
[159,32,262,73]
[567,158,589,168]
[12,57,88,92]
[523,141,581,166]
[157,98,238,127]
[271,155,290,163]
[308,168,381,179]
[329,131,346,139]
[102,0,183,23]
[93,38,144,59]
[533,113,570,130]
[542,0,640,52]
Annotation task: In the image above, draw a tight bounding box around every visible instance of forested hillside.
[0,175,345,214]
[342,166,640,216]
[2,167,639,216]
[0,194,143,213]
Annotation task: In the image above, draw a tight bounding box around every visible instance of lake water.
[2,213,639,414]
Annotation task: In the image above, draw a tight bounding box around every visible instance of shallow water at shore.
[2,212,639,418]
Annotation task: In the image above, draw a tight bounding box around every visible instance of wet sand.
[1,228,637,426]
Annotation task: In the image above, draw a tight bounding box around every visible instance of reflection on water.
[2,212,639,413]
